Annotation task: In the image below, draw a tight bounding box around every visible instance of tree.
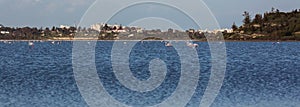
[263,13,269,22]
[271,7,275,13]
[113,26,117,30]
[276,9,280,13]
[293,9,298,13]
[253,14,263,24]
[231,22,238,31]
[118,24,123,30]
[294,24,300,32]
[243,11,251,25]
[102,24,109,30]
[39,27,43,31]
[51,26,56,31]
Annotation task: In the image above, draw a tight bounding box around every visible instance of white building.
[60,25,70,29]
[198,28,233,34]
[91,23,127,33]
[217,28,233,33]
[90,23,102,32]
[0,31,9,34]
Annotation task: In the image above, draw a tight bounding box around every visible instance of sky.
[0,0,299,29]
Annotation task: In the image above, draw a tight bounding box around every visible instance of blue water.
[0,41,299,107]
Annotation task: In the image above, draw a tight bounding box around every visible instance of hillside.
[225,8,300,41]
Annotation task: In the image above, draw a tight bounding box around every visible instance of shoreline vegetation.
[225,8,300,41]
[1,8,300,41]
[1,39,298,43]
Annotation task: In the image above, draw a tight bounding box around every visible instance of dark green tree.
[232,22,238,31]
[271,7,275,13]
[51,26,56,31]
[276,9,280,13]
[243,11,251,25]
[253,14,263,24]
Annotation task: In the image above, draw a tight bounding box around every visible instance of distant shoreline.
[0,39,299,42]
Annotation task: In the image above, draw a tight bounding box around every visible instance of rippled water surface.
[0,41,299,107]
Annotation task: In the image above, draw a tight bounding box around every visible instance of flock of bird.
[165,41,199,48]
[1,40,200,48]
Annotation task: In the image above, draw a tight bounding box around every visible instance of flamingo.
[28,41,34,46]
[186,42,198,48]
[165,42,172,47]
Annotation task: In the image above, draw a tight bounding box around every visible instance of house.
[295,31,300,35]
[60,25,70,29]
[91,23,102,32]
[92,23,128,33]
[0,31,9,34]
[253,24,261,28]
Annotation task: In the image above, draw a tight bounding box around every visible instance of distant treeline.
[226,8,300,41]
[0,26,79,40]
[1,8,300,41]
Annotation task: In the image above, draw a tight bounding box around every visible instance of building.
[91,23,102,32]
[91,23,128,33]
[60,25,70,29]
[215,28,233,33]
[0,31,9,34]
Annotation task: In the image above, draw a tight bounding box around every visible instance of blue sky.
[0,0,299,29]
